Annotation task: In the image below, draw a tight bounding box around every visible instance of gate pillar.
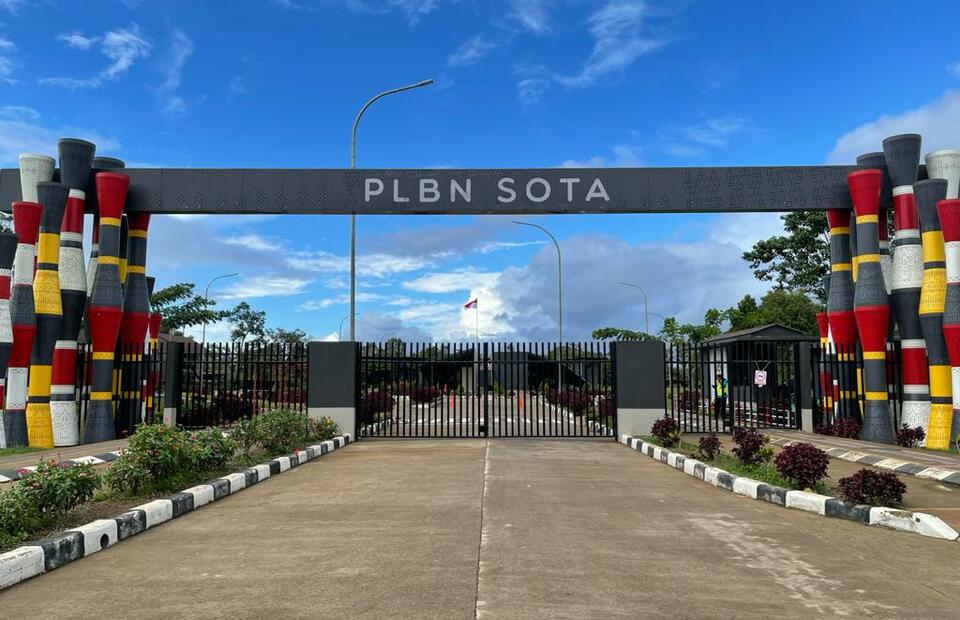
[797,342,815,433]
[307,341,357,439]
[612,341,666,438]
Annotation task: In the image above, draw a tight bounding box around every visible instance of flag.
[464,298,478,309]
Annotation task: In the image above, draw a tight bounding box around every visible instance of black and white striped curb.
[0,434,352,591]
[621,434,959,542]
[0,450,125,483]
[768,435,960,487]
[359,418,393,437]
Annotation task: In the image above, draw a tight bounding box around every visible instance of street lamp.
[513,221,562,342]
[200,272,239,348]
[619,282,650,335]
[349,79,434,342]
[338,313,361,342]
[513,221,563,388]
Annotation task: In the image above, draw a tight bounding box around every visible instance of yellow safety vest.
[715,378,728,397]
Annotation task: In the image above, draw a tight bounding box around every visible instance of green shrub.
[234,409,340,456]
[187,428,236,472]
[0,460,100,547]
[104,423,236,494]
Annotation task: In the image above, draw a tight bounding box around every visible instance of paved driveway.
[2,439,959,619]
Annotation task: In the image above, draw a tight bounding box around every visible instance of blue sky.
[2,0,960,341]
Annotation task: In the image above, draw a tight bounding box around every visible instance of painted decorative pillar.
[18,154,54,203]
[937,198,960,450]
[884,134,930,434]
[86,157,125,297]
[850,169,894,443]
[5,201,41,446]
[915,179,951,448]
[925,150,960,199]
[50,138,94,447]
[857,152,896,426]
[0,232,18,448]
[826,208,859,420]
[83,172,127,443]
[25,181,68,448]
[117,213,150,437]
[815,307,833,423]
[143,276,159,424]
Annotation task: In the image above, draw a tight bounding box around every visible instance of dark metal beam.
[0,166,856,215]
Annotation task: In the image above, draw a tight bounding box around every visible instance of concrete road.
[2,439,959,619]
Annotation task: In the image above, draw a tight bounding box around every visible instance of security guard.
[714,371,728,425]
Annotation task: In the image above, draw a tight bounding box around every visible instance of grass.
[638,435,832,495]
[0,440,329,553]
[0,446,44,459]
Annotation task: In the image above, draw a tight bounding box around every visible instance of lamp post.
[513,220,563,387]
[200,272,239,349]
[350,79,434,342]
[338,313,361,342]
[619,281,650,335]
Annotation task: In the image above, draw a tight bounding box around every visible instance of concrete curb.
[0,433,353,591]
[359,418,392,438]
[768,435,960,488]
[621,434,959,542]
[0,450,125,483]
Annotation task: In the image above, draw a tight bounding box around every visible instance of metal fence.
[666,340,804,433]
[358,341,615,438]
[810,342,904,430]
[176,342,307,428]
[75,341,167,440]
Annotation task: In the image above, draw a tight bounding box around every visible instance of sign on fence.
[754,370,767,387]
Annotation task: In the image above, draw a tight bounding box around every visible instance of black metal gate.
[358,341,615,438]
[665,340,803,433]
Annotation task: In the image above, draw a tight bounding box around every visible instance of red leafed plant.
[696,433,722,460]
[651,416,681,447]
[894,425,925,448]
[731,427,766,465]
[773,442,830,489]
[832,417,861,439]
[837,469,907,506]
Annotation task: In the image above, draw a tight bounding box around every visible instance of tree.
[742,211,829,302]
[659,309,724,344]
[228,302,267,345]
[151,282,231,332]
[267,327,309,345]
[755,288,819,337]
[723,295,762,332]
[591,327,659,341]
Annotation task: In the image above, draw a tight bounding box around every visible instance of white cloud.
[0,0,27,13]
[514,1,669,103]
[402,269,499,293]
[508,0,551,34]
[0,106,120,166]
[561,144,642,168]
[0,36,16,83]
[663,115,751,157]
[222,234,284,253]
[477,240,544,254]
[557,0,667,88]
[708,212,784,252]
[159,28,193,114]
[228,75,249,97]
[217,275,312,300]
[58,31,98,50]
[516,76,550,106]
[447,34,497,67]
[42,24,151,89]
[948,61,960,79]
[298,292,387,311]
[287,250,433,278]
[828,90,960,164]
